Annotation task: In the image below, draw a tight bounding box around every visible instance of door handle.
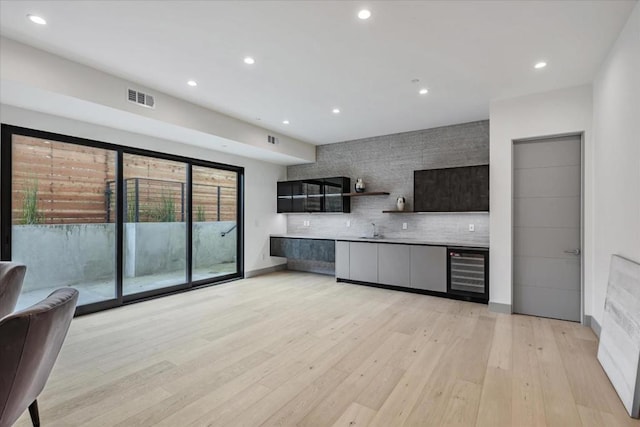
[564,249,581,255]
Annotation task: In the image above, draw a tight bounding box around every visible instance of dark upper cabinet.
[323,177,350,213]
[414,168,451,212]
[414,165,489,212]
[450,165,489,211]
[290,180,306,212]
[303,180,323,213]
[276,177,350,213]
[277,181,292,213]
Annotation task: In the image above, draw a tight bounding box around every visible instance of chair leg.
[28,399,40,427]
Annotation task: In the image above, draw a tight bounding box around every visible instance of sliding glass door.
[8,134,118,310]
[192,165,239,282]
[1,125,244,314]
[122,153,188,296]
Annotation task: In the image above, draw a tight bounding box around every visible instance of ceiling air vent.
[267,135,279,145]
[127,88,155,109]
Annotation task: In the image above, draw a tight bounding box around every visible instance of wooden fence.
[11,135,237,224]
[12,136,114,224]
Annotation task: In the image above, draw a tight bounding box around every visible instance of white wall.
[0,36,315,164]
[489,85,593,314]
[592,2,640,325]
[0,104,288,275]
[489,3,639,327]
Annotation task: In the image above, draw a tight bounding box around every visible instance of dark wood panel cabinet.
[277,177,350,213]
[414,165,489,212]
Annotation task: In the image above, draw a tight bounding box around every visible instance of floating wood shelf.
[382,210,415,213]
[342,191,390,197]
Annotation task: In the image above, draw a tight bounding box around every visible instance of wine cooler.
[447,248,489,303]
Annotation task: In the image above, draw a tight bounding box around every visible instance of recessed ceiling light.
[187,80,197,87]
[419,88,429,95]
[332,108,341,114]
[534,61,547,69]
[282,120,290,125]
[358,9,371,20]
[27,14,47,25]
[244,56,255,65]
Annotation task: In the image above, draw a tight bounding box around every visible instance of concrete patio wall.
[13,224,116,290]
[13,221,236,291]
[124,221,236,277]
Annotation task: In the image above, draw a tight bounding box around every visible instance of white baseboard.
[586,315,601,338]
[488,301,512,314]
[244,263,286,278]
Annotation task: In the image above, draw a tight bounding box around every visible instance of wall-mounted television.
[414,164,489,212]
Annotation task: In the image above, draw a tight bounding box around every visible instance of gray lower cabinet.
[349,242,378,283]
[378,244,411,287]
[335,241,350,279]
[409,246,447,292]
[338,241,448,295]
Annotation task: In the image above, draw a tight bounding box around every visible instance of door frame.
[1,124,245,316]
[511,132,585,324]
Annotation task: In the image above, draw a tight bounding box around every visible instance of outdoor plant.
[21,178,43,224]
[151,191,177,222]
[127,190,138,222]
[196,205,206,222]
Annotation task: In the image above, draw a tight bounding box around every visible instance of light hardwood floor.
[15,271,638,427]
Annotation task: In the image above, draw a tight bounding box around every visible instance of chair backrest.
[0,262,26,319]
[0,288,78,427]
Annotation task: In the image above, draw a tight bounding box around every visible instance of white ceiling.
[0,0,636,145]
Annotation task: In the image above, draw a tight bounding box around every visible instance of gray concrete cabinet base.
[270,237,335,262]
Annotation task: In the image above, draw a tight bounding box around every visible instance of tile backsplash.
[286,120,490,246]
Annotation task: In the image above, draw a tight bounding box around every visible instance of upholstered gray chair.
[0,262,26,319]
[0,288,78,427]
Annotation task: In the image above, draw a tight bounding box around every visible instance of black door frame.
[0,124,244,316]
